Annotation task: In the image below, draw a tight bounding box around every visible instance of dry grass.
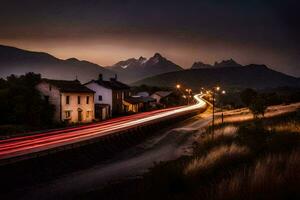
[215,102,300,124]
[214,125,239,138]
[267,121,300,133]
[197,125,238,145]
[184,144,249,175]
[213,150,300,199]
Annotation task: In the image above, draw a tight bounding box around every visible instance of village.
[36,74,188,124]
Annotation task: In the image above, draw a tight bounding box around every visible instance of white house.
[84,74,130,120]
[36,79,95,123]
[150,91,173,104]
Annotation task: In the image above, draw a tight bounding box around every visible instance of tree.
[0,73,55,129]
[249,97,267,119]
[240,88,257,106]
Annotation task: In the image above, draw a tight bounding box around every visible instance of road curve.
[0,94,207,160]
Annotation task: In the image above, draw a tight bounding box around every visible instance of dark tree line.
[0,73,55,131]
[240,88,268,118]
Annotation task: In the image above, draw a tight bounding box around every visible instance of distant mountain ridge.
[1,44,299,89]
[0,45,114,83]
[191,58,242,69]
[134,64,300,89]
[108,53,183,83]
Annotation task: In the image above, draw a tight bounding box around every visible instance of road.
[21,108,212,200]
[0,94,207,160]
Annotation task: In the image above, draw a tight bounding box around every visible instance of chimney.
[98,74,103,81]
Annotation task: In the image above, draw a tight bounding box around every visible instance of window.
[65,111,71,118]
[86,96,90,104]
[49,85,52,91]
[66,96,70,104]
[86,111,90,118]
[98,95,102,101]
[78,96,81,104]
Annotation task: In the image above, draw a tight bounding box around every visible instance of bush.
[0,73,55,133]
[249,96,267,119]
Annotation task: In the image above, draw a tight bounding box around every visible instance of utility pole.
[212,91,215,139]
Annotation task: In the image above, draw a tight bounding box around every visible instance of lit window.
[65,111,71,118]
[86,111,90,118]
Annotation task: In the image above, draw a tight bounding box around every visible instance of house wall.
[151,93,162,103]
[123,100,139,113]
[85,82,112,115]
[36,82,61,122]
[61,93,94,123]
[36,82,94,123]
[112,90,125,114]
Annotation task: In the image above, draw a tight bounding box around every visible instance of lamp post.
[185,88,192,104]
[212,86,221,139]
[221,90,226,123]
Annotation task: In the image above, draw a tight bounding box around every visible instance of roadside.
[75,102,300,200]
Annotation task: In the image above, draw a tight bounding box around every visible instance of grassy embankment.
[79,107,300,200]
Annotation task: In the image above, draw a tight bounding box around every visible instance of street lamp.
[221,90,226,123]
[176,84,181,89]
[211,86,223,139]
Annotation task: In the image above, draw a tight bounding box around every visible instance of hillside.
[0,45,114,82]
[108,53,183,83]
[134,65,300,89]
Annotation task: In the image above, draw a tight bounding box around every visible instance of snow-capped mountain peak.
[108,53,183,83]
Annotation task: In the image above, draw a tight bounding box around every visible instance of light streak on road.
[0,94,207,160]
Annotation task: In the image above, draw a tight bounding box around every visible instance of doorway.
[78,110,82,122]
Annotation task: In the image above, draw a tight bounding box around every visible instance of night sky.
[1,0,299,76]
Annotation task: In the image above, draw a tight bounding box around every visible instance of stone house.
[36,79,95,123]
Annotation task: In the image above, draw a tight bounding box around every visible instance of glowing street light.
[176,84,181,89]
[222,90,226,94]
[216,86,220,91]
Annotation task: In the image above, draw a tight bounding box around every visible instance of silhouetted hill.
[191,58,242,69]
[108,53,183,83]
[134,64,300,89]
[0,45,114,82]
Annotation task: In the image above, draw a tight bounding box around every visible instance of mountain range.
[191,58,242,69]
[0,44,299,89]
[0,45,114,83]
[107,53,183,83]
[134,64,300,89]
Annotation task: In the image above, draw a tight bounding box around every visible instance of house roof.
[85,79,130,90]
[42,79,95,93]
[136,91,150,97]
[152,91,172,98]
[124,96,156,104]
